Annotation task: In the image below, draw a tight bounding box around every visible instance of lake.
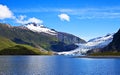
[0,55,120,75]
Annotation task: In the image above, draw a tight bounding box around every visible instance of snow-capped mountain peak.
[58,33,114,56]
[86,33,114,46]
[88,33,113,42]
[24,22,57,35]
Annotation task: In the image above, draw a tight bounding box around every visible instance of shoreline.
[75,56,120,58]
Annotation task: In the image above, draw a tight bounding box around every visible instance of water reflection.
[0,56,120,75]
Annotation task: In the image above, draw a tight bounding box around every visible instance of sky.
[0,0,120,41]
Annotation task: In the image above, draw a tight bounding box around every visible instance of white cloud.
[58,13,70,21]
[12,7,120,19]
[0,4,43,25]
[16,16,43,24]
[58,8,120,19]
[19,15,27,20]
[0,4,14,19]
[13,8,73,13]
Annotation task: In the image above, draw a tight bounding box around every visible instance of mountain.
[102,29,120,52]
[87,29,120,56]
[0,23,85,52]
[23,23,86,44]
[58,33,113,55]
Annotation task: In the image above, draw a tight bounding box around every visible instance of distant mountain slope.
[0,23,86,52]
[102,29,120,52]
[58,33,113,55]
[57,32,85,44]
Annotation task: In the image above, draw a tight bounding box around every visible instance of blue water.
[0,56,120,75]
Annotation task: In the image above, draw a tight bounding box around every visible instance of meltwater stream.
[0,55,120,75]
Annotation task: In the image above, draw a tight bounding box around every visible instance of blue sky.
[0,0,120,41]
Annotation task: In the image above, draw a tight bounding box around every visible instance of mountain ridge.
[23,22,86,44]
[0,23,86,52]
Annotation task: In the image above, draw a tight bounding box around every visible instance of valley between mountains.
[0,22,120,56]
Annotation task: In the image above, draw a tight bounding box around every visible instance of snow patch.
[25,23,57,35]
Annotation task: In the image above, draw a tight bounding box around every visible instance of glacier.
[58,33,114,56]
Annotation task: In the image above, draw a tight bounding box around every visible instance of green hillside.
[0,45,52,55]
[0,36,52,55]
[0,36,16,50]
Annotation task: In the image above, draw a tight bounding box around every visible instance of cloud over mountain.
[0,4,43,24]
[0,4,14,19]
[16,16,43,24]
